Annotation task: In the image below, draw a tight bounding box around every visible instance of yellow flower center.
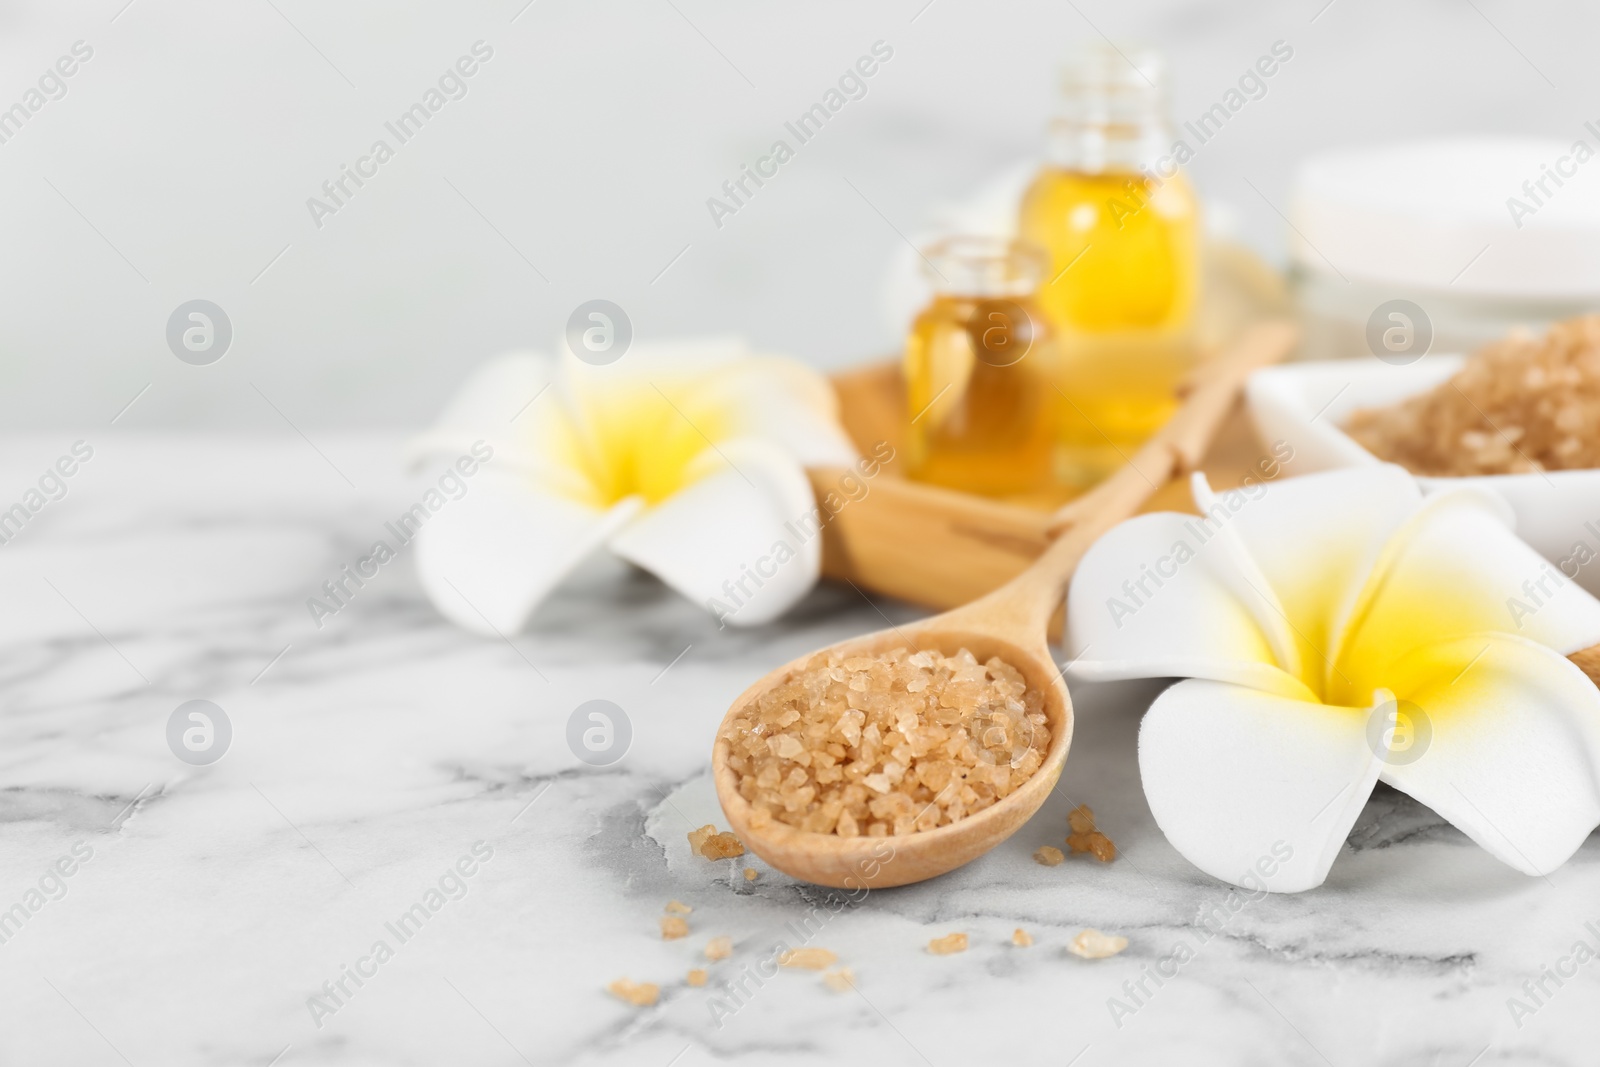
[539,381,731,508]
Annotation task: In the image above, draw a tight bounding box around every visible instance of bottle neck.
[1047,44,1172,174]
[1044,117,1171,174]
[923,236,1046,298]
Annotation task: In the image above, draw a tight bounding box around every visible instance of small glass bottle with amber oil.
[1019,44,1200,487]
[903,236,1057,498]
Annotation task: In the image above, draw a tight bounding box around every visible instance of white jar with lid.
[1289,136,1600,361]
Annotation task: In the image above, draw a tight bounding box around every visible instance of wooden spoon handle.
[1046,319,1299,538]
[934,320,1299,640]
[1030,322,1298,612]
[1571,645,1600,686]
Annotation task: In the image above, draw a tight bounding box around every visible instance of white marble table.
[0,432,1594,1066]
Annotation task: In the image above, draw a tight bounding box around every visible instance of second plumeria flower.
[1066,465,1600,892]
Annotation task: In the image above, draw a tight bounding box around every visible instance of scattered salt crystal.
[704,936,733,961]
[1067,830,1117,863]
[1012,928,1033,947]
[664,900,692,915]
[1068,928,1128,959]
[778,947,837,969]
[607,978,659,1006]
[687,825,746,860]
[927,932,968,955]
[686,968,708,987]
[660,916,689,940]
[743,867,759,882]
[823,967,856,992]
[1033,845,1065,867]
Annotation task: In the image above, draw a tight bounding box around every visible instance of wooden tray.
[807,321,1296,622]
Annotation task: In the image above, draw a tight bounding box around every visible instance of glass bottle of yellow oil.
[1019,44,1200,487]
[903,237,1057,498]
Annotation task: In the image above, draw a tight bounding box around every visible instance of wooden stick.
[1046,319,1299,537]
[1571,646,1600,687]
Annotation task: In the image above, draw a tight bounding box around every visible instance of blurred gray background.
[0,0,1593,429]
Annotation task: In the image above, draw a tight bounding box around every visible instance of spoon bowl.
[712,620,1071,889]
[712,322,1298,888]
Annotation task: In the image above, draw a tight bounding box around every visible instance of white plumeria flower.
[1066,465,1600,893]
[406,337,856,635]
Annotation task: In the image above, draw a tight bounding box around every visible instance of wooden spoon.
[711,322,1299,888]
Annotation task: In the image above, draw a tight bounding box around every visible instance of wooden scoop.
[711,322,1299,888]
[1572,647,1600,686]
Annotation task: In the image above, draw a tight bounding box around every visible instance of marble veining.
[0,433,1596,1066]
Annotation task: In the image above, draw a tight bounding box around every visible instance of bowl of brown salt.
[1247,315,1600,595]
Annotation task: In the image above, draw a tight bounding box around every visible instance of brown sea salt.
[607,978,660,1006]
[664,900,693,915]
[686,968,708,987]
[1067,830,1117,863]
[720,647,1050,837]
[743,868,759,882]
[1068,928,1128,960]
[1033,845,1065,867]
[660,916,689,940]
[1346,315,1600,475]
[1012,928,1034,947]
[704,936,733,961]
[778,947,838,970]
[1064,805,1117,862]
[823,967,856,992]
[928,932,968,955]
[687,824,746,860]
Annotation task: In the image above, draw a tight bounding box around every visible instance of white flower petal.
[1334,487,1600,704]
[414,471,640,636]
[1066,512,1314,699]
[406,352,556,462]
[1183,473,1303,683]
[608,439,819,627]
[564,338,856,470]
[1377,632,1600,877]
[1192,465,1421,684]
[405,352,600,503]
[1139,679,1385,892]
[696,355,858,468]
